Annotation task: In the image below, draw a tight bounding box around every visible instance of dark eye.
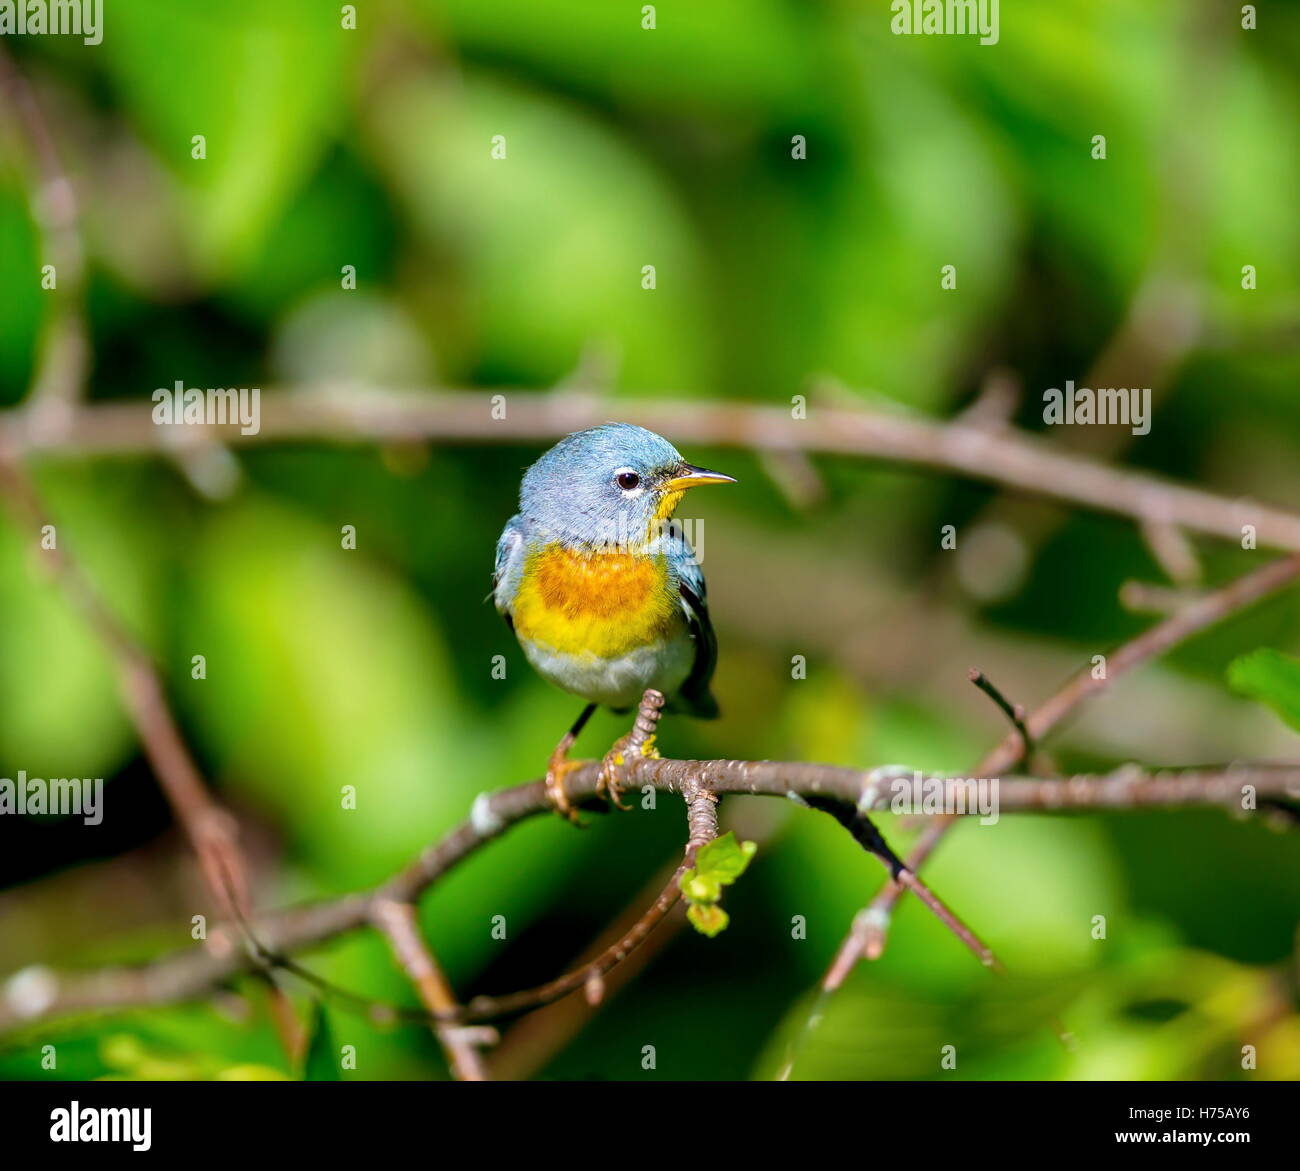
[616,471,641,491]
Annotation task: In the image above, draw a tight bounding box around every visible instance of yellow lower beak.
[662,465,737,492]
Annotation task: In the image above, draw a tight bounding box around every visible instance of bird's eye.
[616,471,641,491]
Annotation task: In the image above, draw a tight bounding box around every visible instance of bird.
[493,423,735,821]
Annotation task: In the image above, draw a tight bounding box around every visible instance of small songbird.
[493,423,735,820]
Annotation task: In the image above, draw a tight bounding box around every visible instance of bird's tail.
[672,685,719,720]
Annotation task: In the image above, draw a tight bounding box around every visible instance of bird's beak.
[663,464,738,492]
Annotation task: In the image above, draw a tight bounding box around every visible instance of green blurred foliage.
[1229,648,1300,734]
[100,0,355,280]
[1,0,1298,1082]
[0,177,41,401]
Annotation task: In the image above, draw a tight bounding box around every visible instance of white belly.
[520,629,695,709]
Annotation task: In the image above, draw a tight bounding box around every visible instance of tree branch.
[841,552,1300,970]
[3,758,1296,1037]
[2,387,1299,550]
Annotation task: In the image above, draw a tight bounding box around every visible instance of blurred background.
[1,0,1299,1080]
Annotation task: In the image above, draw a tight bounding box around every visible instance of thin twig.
[0,47,89,422]
[485,857,687,1078]
[463,869,689,1024]
[255,973,306,1067]
[800,793,999,971]
[0,445,252,923]
[1139,519,1203,586]
[463,760,717,1025]
[968,668,1035,768]
[487,797,781,1079]
[371,899,492,1081]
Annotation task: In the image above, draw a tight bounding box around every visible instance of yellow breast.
[512,543,678,658]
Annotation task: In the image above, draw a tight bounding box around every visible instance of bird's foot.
[545,744,586,825]
[597,733,660,811]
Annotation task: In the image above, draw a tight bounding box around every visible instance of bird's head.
[520,423,735,550]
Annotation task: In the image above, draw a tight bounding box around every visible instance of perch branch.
[3,759,1297,1037]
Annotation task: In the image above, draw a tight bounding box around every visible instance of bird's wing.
[492,514,526,630]
[671,536,720,719]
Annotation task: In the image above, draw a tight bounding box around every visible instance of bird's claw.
[597,748,632,811]
[597,733,659,811]
[545,752,586,825]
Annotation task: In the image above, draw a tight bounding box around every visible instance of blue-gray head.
[520,423,735,548]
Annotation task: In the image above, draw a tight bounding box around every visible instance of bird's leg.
[597,689,666,811]
[546,703,596,823]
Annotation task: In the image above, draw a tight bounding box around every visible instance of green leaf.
[679,868,721,905]
[687,903,730,938]
[680,834,756,936]
[1227,648,1300,734]
[693,832,758,886]
[302,1001,341,1082]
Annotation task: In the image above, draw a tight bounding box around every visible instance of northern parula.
[493,423,735,819]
